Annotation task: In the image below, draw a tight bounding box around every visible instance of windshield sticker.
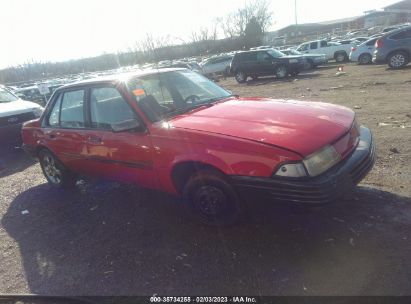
[132,89,146,96]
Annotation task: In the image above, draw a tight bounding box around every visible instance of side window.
[257,52,270,61]
[47,93,62,127]
[90,87,137,130]
[320,41,328,47]
[60,90,85,128]
[310,42,318,49]
[298,44,308,51]
[244,52,257,61]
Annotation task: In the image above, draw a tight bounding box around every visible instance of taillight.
[375,39,383,48]
[351,47,357,52]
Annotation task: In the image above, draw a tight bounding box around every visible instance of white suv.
[0,85,44,144]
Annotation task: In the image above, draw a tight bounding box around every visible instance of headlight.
[32,107,44,118]
[275,163,307,177]
[289,59,298,63]
[303,145,341,177]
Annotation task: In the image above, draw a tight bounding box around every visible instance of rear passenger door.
[255,51,274,75]
[43,88,89,173]
[84,84,159,189]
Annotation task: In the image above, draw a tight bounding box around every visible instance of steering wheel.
[184,95,201,103]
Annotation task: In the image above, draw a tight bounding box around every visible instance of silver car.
[349,36,381,64]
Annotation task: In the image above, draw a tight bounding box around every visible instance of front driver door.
[84,84,159,189]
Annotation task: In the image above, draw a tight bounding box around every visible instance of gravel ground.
[0,63,410,296]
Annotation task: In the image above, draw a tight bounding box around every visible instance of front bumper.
[230,126,375,204]
[0,123,23,144]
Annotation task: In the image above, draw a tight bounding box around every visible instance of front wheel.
[39,149,76,189]
[183,169,244,226]
[275,65,288,79]
[388,51,409,69]
[234,70,247,83]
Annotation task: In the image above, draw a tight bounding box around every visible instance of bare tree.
[219,0,273,38]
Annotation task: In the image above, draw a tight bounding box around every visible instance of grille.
[0,111,35,127]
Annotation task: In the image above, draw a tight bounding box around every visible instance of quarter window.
[320,41,328,47]
[90,87,136,130]
[60,89,85,128]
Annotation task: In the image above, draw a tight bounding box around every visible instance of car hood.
[169,98,355,156]
[0,99,41,118]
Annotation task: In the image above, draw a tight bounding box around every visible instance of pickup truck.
[296,40,356,62]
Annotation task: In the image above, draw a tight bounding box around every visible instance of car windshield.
[266,49,285,58]
[0,88,19,103]
[127,70,233,122]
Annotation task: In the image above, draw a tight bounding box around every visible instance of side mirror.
[111,119,141,132]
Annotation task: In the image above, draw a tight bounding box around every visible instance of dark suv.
[373,25,411,69]
[230,49,306,83]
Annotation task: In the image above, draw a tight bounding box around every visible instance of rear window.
[390,29,411,40]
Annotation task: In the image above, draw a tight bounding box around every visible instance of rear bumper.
[230,126,375,204]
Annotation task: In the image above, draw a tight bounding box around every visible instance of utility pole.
[295,0,298,25]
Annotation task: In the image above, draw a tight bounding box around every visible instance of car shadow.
[246,73,321,86]
[0,145,36,178]
[2,181,411,295]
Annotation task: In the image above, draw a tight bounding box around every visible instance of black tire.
[275,65,288,79]
[183,169,244,226]
[234,70,247,83]
[387,51,409,69]
[290,71,300,77]
[335,52,348,63]
[251,75,258,81]
[358,53,372,65]
[39,149,76,189]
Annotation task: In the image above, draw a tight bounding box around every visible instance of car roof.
[55,68,186,91]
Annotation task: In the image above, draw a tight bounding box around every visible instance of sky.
[0,0,400,69]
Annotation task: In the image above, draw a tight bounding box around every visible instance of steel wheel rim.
[391,54,405,67]
[194,186,226,216]
[277,67,287,78]
[43,155,61,184]
[236,72,245,82]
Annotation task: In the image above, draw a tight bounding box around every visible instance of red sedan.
[22,68,375,225]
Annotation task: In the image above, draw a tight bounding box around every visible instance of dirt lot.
[0,63,410,296]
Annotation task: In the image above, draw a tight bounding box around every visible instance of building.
[265,0,411,45]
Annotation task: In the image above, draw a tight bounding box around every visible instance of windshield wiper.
[163,102,214,119]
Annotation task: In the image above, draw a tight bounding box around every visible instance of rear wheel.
[183,169,244,226]
[358,53,372,65]
[275,65,288,79]
[251,75,259,81]
[39,149,76,189]
[234,70,247,83]
[335,52,348,62]
[387,51,409,69]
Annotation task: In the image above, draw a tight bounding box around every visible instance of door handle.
[47,132,58,139]
[87,135,102,144]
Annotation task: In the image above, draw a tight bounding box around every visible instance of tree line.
[0,0,272,84]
